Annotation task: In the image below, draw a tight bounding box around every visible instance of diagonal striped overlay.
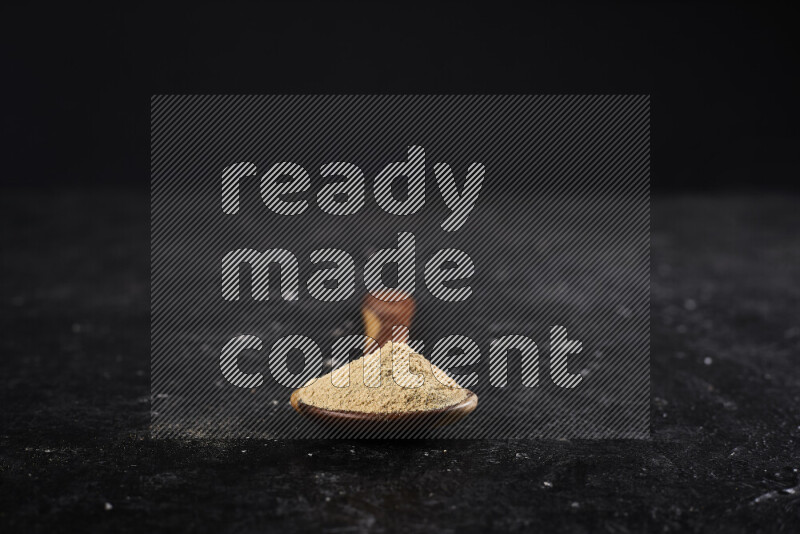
[151,95,650,439]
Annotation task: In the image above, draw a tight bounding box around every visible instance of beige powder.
[294,342,469,413]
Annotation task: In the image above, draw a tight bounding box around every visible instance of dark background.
[2,1,798,192]
[2,2,799,533]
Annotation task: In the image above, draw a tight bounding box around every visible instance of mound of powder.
[294,342,469,413]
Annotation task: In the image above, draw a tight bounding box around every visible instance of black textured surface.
[1,191,799,532]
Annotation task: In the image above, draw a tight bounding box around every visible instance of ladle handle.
[361,290,416,352]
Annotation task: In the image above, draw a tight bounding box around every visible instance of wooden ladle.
[290,389,478,430]
[289,291,479,430]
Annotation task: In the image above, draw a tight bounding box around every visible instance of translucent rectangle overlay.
[151,95,650,438]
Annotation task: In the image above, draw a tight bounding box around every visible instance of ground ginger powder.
[294,342,469,413]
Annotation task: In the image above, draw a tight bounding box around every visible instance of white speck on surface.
[728,447,745,458]
[104,502,113,511]
[704,357,713,366]
[752,491,778,504]
[308,453,313,457]
[571,502,580,509]
[543,481,553,488]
